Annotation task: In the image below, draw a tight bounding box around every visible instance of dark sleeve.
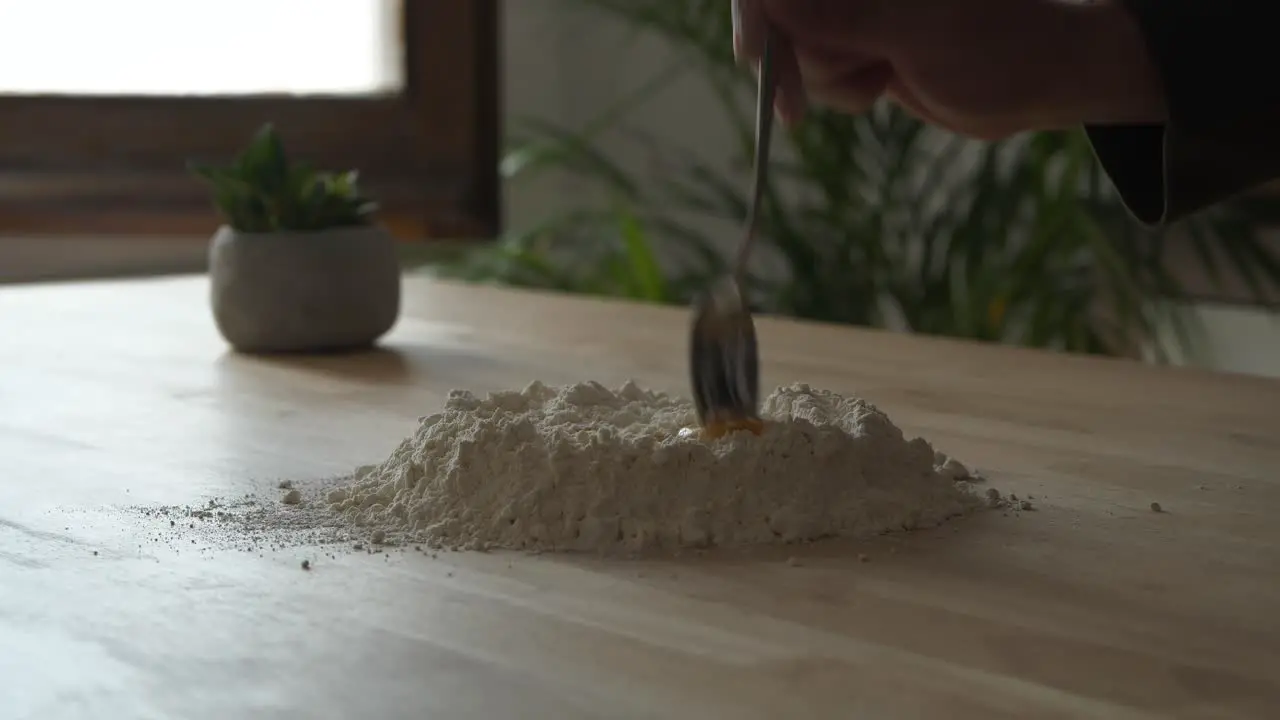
[1083,0,1280,227]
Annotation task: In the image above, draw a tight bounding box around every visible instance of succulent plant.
[189,123,378,233]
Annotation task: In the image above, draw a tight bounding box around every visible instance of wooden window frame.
[0,0,500,240]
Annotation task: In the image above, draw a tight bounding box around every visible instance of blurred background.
[2,0,1278,377]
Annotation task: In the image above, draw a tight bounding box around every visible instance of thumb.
[761,0,884,50]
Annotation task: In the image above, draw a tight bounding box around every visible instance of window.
[0,0,499,239]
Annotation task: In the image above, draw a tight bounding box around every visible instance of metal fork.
[688,34,776,438]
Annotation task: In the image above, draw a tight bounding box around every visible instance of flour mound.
[326,381,980,553]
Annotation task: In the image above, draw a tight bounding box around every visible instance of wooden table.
[2,275,1278,720]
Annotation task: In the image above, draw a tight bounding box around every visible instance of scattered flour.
[325,380,982,553]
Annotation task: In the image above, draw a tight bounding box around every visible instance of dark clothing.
[1084,1,1278,226]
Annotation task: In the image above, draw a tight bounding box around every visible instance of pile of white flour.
[326,381,981,553]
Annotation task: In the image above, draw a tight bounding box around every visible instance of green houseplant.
[192,123,401,354]
[439,0,1280,360]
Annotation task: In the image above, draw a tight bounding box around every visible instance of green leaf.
[186,123,376,232]
[615,203,668,302]
[502,118,642,200]
[238,123,290,192]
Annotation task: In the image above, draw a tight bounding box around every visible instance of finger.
[803,60,893,117]
[885,80,1016,141]
[761,0,886,52]
[794,47,883,91]
[885,82,947,129]
[732,0,767,64]
[771,31,808,126]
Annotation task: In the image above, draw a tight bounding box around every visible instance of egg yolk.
[700,416,765,440]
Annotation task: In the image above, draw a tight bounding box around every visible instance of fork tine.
[687,34,772,435]
[689,280,760,426]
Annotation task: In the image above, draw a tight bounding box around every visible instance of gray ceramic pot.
[209,225,401,353]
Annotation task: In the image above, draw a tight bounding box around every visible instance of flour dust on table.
[324,380,984,553]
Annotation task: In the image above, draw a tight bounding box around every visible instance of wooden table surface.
[2,275,1278,720]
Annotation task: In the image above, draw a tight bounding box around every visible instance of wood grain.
[1,275,1277,719]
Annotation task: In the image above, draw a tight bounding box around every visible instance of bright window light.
[0,0,401,96]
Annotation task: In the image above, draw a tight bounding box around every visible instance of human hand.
[732,0,1166,140]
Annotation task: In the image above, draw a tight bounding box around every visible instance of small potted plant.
[190,123,401,354]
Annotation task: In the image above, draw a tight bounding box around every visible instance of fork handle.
[732,33,777,283]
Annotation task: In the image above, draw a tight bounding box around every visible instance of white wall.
[1189,304,1280,378]
[1150,302,1280,378]
[501,0,749,263]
